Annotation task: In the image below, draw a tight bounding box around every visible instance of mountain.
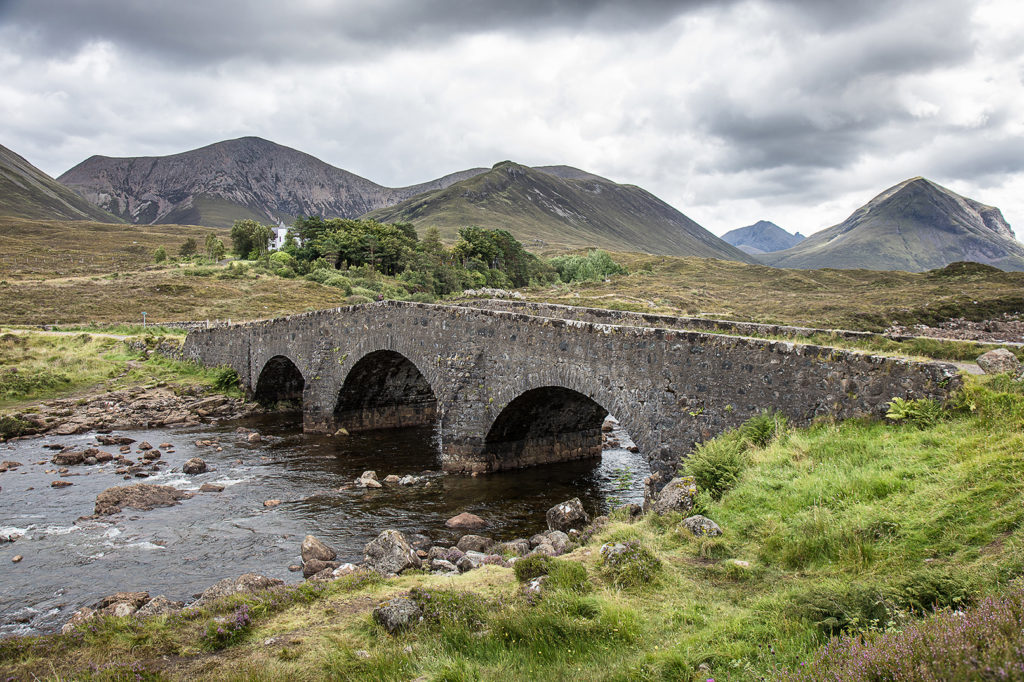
[721,220,805,255]
[58,136,488,228]
[363,161,756,261]
[0,143,120,222]
[764,178,1024,272]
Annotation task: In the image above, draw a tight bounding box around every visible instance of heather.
[780,588,1024,681]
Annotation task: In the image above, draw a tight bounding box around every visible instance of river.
[0,413,647,636]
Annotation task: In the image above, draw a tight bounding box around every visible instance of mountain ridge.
[0,143,120,222]
[363,160,756,261]
[764,177,1024,272]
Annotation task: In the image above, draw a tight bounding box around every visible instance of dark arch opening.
[483,386,609,470]
[253,355,305,409]
[334,350,437,432]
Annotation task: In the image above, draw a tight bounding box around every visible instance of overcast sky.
[1,0,1022,237]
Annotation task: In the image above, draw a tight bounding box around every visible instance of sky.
[1,0,1022,237]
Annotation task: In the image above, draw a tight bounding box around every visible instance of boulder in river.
[50,480,72,488]
[301,534,338,563]
[199,483,225,493]
[94,483,193,516]
[51,449,85,466]
[97,434,135,446]
[456,534,494,553]
[303,559,341,578]
[356,470,382,488]
[194,573,284,606]
[182,457,207,475]
[445,512,487,530]
[364,529,421,576]
[546,497,590,532]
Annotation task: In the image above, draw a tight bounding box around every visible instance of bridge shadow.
[334,350,438,432]
[253,355,305,410]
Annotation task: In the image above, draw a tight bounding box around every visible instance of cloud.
[0,0,1021,239]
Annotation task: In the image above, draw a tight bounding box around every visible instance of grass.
[0,329,239,411]
[3,373,1024,680]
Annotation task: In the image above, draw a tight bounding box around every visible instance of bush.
[886,397,944,429]
[683,433,748,500]
[739,409,788,447]
[409,588,490,629]
[153,246,167,263]
[346,295,373,305]
[409,291,437,303]
[796,583,893,636]
[0,415,32,439]
[601,541,662,589]
[211,367,239,392]
[201,604,252,650]
[896,568,975,613]
[514,555,553,582]
[323,273,353,294]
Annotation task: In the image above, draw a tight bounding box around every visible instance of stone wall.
[182,301,961,480]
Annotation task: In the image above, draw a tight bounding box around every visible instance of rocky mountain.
[58,137,488,228]
[721,220,804,255]
[364,161,755,261]
[0,143,119,222]
[764,178,1024,272]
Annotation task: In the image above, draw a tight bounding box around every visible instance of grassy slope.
[364,162,755,262]
[2,375,1022,681]
[518,253,1024,331]
[0,146,120,223]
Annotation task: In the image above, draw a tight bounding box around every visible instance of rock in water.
[356,470,382,488]
[546,498,590,532]
[301,534,338,563]
[445,512,487,530]
[650,476,698,516]
[682,514,723,537]
[373,597,421,633]
[364,529,421,576]
[302,559,341,578]
[977,348,1020,375]
[182,457,207,475]
[94,484,193,516]
[195,573,283,606]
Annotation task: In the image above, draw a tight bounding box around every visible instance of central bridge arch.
[333,349,438,432]
[482,386,609,471]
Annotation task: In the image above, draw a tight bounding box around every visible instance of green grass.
[0,329,239,410]
[4,374,1023,680]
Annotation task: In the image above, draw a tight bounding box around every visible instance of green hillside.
[364,161,756,261]
[0,143,120,222]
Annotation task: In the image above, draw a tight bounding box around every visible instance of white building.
[271,221,299,250]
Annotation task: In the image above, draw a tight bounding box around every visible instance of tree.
[204,233,219,258]
[179,237,198,257]
[230,220,272,258]
[210,238,226,261]
[153,246,167,263]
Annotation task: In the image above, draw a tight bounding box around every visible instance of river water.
[0,414,646,636]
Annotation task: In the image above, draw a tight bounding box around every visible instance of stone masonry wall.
[181,301,961,480]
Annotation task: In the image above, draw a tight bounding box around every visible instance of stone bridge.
[180,300,960,479]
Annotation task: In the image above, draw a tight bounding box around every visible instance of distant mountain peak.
[722,220,804,255]
[765,177,1023,272]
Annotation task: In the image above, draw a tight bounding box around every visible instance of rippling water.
[0,414,647,636]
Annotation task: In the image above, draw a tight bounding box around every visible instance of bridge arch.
[253,354,305,408]
[482,385,612,470]
[333,349,438,432]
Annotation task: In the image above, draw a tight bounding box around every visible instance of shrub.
[739,409,788,447]
[0,415,32,439]
[514,555,553,582]
[896,568,975,613]
[409,588,490,629]
[201,604,252,650]
[885,397,944,429]
[346,295,373,305]
[781,588,1024,681]
[409,291,437,303]
[601,541,662,589]
[152,246,167,263]
[683,433,748,500]
[211,367,239,392]
[796,583,893,636]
